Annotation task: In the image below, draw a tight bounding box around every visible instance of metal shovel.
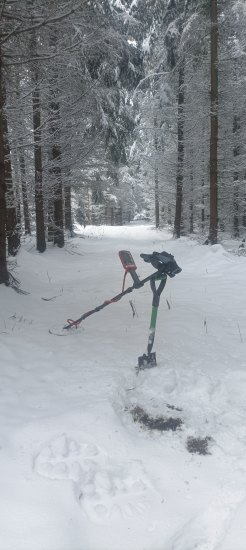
[138,275,167,370]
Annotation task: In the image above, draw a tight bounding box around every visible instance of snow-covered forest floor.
[1,224,246,550]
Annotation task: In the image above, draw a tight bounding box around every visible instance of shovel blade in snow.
[137,352,157,370]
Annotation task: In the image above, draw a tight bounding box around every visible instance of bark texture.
[31,33,46,253]
[209,0,218,244]
[174,61,185,238]
[0,47,9,284]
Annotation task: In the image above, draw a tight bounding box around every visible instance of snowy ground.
[1,224,246,550]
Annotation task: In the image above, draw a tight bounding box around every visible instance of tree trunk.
[189,171,194,234]
[233,116,240,238]
[201,178,205,231]
[15,73,30,236]
[12,149,22,238]
[0,47,8,284]
[154,168,159,229]
[154,117,160,229]
[209,0,218,244]
[31,34,46,253]
[15,180,21,237]
[48,34,64,248]
[64,185,73,235]
[4,121,20,256]
[19,149,31,235]
[47,198,54,242]
[233,172,240,238]
[0,62,20,256]
[64,145,72,235]
[110,207,115,226]
[32,82,46,252]
[168,203,172,225]
[243,186,246,229]
[174,60,185,238]
[50,142,64,247]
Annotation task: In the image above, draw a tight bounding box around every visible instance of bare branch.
[0,2,82,45]
[4,39,82,65]
[0,0,6,19]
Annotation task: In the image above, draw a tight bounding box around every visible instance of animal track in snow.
[34,434,152,523]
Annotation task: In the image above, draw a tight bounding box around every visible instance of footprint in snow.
[34,434,153,523]
[168,489,245,550]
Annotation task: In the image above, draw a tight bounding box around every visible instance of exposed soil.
[186,436,213,455]
[166,403,183,412]
[130,406,183,432]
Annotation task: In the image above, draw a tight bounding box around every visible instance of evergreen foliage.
[0,0,245,281]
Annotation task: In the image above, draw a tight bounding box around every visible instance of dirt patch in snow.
[186,436,213,455]
[130,406,183,432]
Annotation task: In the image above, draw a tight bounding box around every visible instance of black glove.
[140,251,182,278]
